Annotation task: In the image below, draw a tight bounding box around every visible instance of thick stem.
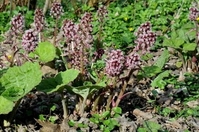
[115,80,128,107]
[105,92,113,111]
[53,18,58,46]
[8,98,22,123]
[92,94,100,113]
[61,93,68,119]
[80,98,86,116]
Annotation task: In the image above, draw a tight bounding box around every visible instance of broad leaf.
[1,62,42,101]
[37,69,80,93]
[0,96,14,114]
[34,41,56,63]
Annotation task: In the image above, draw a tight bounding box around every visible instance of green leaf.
[0,96,15,114]
[101,111,110,118]
[67,84,104,99]
[68,120,75,127]
[154,49,170,69]
[143,121,161,132]
[141,66,162,78]
[173,38,184,48]
[137,127,147,132]
[163,38,172,47]
[151,70,170,89]
[1,62,42,101]
[112,107,122,115]
[37,69,80,93]
[33,42,56,63]
[103,119,110,126]
[183,43,197,52]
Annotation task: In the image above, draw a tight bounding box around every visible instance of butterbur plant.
[3,13,25,67]
[50,2,64,46]
[189,4,199,45]
[103,22,157,108]
[62,12,93,75]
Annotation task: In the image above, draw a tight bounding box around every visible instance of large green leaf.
[0,96,14,114]
[37,69,80,93]
[34,41,56,63]
[0,62,42,101]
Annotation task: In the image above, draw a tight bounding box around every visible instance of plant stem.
[61,93,68,119]
[92,93,100,113]
[106,92,113,111]
[195,21,198,45]
[53,17,58,46]
[8,98,22,123]
[115,80,127,107]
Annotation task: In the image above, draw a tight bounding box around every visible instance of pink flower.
[134,22,156,53]
[189,7,199,21]
[125,52,140,69]
[34,8,45,32]
[10,13,25,36]
[22,29,38,52]
[105,49,125,77]
[50,2,64,19]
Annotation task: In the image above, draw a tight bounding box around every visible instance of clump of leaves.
[89,107,122,131]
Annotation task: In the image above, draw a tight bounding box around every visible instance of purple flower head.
[62,20,77,42]
[125,52,141,69]
[22,29,38,52]
[105,49,125,77]
[61,12,94,72]
[189,7,199,21]
[34,8,45,32]
[97,5,108,22]
[10,13,25,36]
[50,2,64,19]
[80,12,93,33]
[134,22,156,54]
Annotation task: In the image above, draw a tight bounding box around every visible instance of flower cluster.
[62,12,93,71]
[125,52,141,69]
[34,8,45,32]
[189,6,199,21]
[105,49,141,77]
[62,20,77,43]
[97,5,108,22]
[50,2,64,19]
[22,29,38,52]
[134,22,156,53]
[105,49,125,77]
[10,13,25,36]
